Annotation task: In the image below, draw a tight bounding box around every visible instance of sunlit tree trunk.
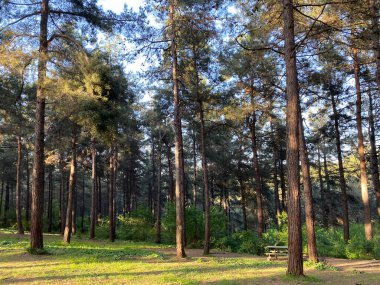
[31,0,49,250]
[170,0,186,258]
[63,131,77,244]
[47,166,53,233]
[353,48,372,240]
[368,89,380,219]
[282,0,303,276]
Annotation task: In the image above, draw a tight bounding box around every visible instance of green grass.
[0,230,379,284]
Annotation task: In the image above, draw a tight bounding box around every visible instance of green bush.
[215,231,264,255]
[117,207,154,241]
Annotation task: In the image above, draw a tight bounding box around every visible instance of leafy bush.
[117,207,154,241]
[215,231,264,255]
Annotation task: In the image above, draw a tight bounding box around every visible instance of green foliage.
[117,207,155,242]
[215,231,265,255]
[304,260,339,271]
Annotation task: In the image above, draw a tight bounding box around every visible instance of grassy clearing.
[0,230,379,285]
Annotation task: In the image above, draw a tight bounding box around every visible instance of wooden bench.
[264,246,288,261]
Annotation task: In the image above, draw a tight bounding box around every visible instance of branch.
[0,11,41,31]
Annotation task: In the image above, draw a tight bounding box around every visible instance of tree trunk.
[368,88,380,219]
[80,172,85,233]
[166,142,174,203]
[47,166,53,233]
[156,130,162,243]
[98,175,102,219]
[192,129,197,208]
[279,148,287,212]
[59,156,65,235]
[170,0,186,258]
[16,136,24,234]
[270,117,281,226]
[317,146,329,228]
[282,0,303,276]
[63,131,77,243]
[90,140,97,239]
[249,110,263,238]
[3,182,9,227]
[330,84,349,242]
[371,0,380,93]
[299,114,317,262]
[199,99,211,254]
[26,151,30,223]
[31,0,49,250]
[108,149,116,242]
[353,48,372,240]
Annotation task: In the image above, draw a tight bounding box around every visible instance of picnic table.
[264,245,288,261]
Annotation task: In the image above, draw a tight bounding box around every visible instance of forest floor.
[0,230,379,285]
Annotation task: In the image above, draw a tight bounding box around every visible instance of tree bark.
[249,109,263,238]
[270,117,281,226]
[47,166,53,233]
[317,146,329,228]
[108,149,116,242]
[90,140,97,239]
[330,84,349,242]
[16,136,24,234]
[299,114,317,262]
[353,48,372,240]
[26,151,30,223]
[192,129,197,208]
[155,130,162,244]
[170,0,186,258]
[63,131,77,243]
[199,99,211,254]
[81,172,85,233]
[368,88,380,219]
[3,182,9,226]
[0,180,3,221]
[282,0,303,276]
[31,0,49,250]
[371,0,380,93]
[59,156,65,235]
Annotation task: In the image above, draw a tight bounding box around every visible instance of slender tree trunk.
[199,99,211,254]
[63,131,77,244]
[108,150,116,242]
[270,117,281,226]
[192,129,197,208]
[330,85,349,242]
[283,0,303,276]
[31,0,49,250]
[279,149,287,212]
[238,177,248,231]
[16,136,24,234]
[47,166,53,233]
[299,114,317,262]
[371,0,380,93]
[317,146,328,228]
[249,110,263,238]
[156,130,162,244]
[368,89,380,219]
[26,151,30,223]
[90,140,97,239]
[98,175,102,219]
[166,142,174,203]
[170,0,186,258]
[3,182,9,226]
[59,157,65,235]
[353,49,372,240]
[80,173,85,233]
